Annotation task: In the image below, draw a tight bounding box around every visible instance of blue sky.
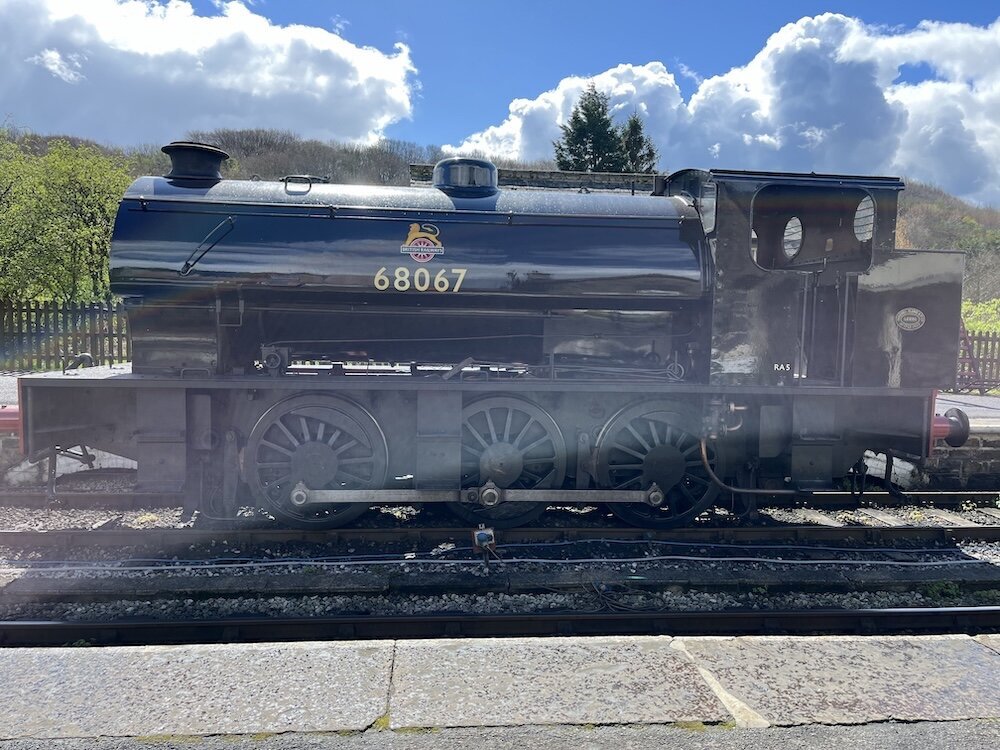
[3,1,1000,202]
[179,0,1000,146]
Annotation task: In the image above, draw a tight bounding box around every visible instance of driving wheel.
[594,401,721,528]
[447,396,567,528]
[245,394,387,528]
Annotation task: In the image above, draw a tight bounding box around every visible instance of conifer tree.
[554,84,625,172]
[619,113,659,173]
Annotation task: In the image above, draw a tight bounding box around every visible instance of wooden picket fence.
[0,300,130,372]
[956,325,1000,394]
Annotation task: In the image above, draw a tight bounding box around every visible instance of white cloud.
[447,13,1000,204]
[0,0,416,144]
[26,48,84,83]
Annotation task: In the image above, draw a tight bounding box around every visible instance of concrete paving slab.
[937,394,1000,426]
[974,633,1000,655]
[0,377,18,407]
[674,634,1000,727]
[389,635,728,729]
[0,641,393,739]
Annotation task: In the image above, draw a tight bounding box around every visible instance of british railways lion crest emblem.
[401,223,444,262]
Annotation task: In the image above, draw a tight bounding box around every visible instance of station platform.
[937,393,1000,430]
[1,634,999,741]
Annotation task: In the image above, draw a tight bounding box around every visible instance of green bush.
[962,299,1000,332]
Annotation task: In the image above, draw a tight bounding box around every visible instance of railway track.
[4,606,1000,646]
[2,521,999,601]
[2,523,1000,550]
[1,520,997,645]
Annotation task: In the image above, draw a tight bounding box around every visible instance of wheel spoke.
[276,419,300,447]
[520,435,551,455]
[523,456,557,465]
[626,422,651,452]
[613,442,645,460]
[485,410,498,442]
[678,483,698,504]
[339,456,372,465]
[686,474,711,487]
[467,424,491,450]
[256,461,291,469]
[682,443,700,457]
[332,438,359,456]
[612,462,644,470]
[299,416,311,443]
[462,443,483,456]
[512,418,535,447]
[338,469,367,484]
[503,408,513,442]
[265,473,291,489]
[260,439,292,457]
[325,429,342,447]
[535,468,555,485]
[316,422,325,442]
[614,475,642,490]
[649,420,661,446]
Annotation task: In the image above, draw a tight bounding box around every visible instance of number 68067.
[373,266,467,292]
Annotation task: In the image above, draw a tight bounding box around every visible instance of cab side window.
[751,185,874,272]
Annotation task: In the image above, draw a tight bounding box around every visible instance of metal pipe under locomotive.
[18,142,971,528]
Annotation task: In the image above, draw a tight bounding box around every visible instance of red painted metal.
[0,404,20,435]
[931,415,954,443]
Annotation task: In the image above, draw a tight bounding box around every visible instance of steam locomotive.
[18,142,970,527]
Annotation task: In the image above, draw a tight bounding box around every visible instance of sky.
[2,0,1000,202]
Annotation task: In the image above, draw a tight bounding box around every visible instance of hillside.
[897,180,1000,301]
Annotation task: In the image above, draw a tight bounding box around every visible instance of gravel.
[957,541,1000,565]
[0,506,189,531]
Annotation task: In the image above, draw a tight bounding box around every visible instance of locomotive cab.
[664,168,966,489]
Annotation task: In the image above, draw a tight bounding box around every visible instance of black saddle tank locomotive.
[18,142,971,527]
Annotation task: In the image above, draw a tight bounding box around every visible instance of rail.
[4,607,1000,646]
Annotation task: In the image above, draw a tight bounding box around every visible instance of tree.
[0,132,38,300]
[554,84,624,172]
[186,128,299,159]
[0,131,130,302]
[619,113,658,173]
[35,141,132,301]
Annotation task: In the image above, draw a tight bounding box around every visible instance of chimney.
[161,141,229,181]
